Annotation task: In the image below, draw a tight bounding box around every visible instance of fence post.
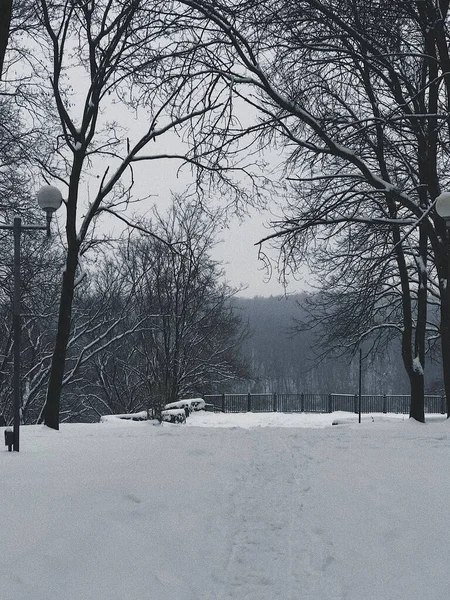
[383,394,387,414]
[247,392,252,412]
[354,394,358,414]
[301,392,305,413]
[328,394,333,413]
[221,393,225,412]
[273,393,277,412]
[441,395,446,415]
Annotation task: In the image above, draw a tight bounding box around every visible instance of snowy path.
[209,431,306,599]
[1,416,450,600]
[207,429,357,600]
[207,429,343,600]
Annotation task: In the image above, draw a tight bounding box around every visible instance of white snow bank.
[185,410,411,428]
[1,414,450,600]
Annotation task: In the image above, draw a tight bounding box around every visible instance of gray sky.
[49,71,304,297]
[94,117,304,297]
[211,209,298,297]
[130,156,303,298]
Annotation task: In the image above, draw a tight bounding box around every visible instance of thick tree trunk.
[0,0,13,79]
[42,243,79,429]
[411,224,427,423]
[409,370,425,423]
[401,338,425,423]
[392,214,426,423]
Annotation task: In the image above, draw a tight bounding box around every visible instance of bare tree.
[117,198,248,409]
[173,0,450,421]
[0,232,148,424]
[31,0,255,428]
[291,219,439,379]
[67,198,248,420]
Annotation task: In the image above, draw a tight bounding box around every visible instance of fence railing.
[203,393,447,415]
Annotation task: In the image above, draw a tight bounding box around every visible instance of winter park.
[2,1,450,599]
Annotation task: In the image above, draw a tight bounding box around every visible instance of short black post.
[247,393,252,412]
[328,394,333,413]
[383,394,387,414]
[273,393,277,412]
[221,393,225,413]
[301,392,305,413]
[4,429,14,451]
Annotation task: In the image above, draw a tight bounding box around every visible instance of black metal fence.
[203,393,447,415]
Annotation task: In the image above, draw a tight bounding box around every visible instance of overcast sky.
[75,109,305,298]
[128,172,300,297]
[127,147,304,298]
[50,69,305,297]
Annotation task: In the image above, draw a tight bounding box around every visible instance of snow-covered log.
[164,398,206,412]
[100,411,148,423]
[161,409,187,424]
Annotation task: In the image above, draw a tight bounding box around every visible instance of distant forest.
[231,295,444,397]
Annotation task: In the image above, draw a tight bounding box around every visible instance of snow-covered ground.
[1,411,449,600]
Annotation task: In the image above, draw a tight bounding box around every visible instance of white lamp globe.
[436,192,450,222]
[37,185,63,214]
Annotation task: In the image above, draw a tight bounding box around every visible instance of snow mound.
[185,410,410,428]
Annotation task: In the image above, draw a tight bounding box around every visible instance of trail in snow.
[209,429,347,600]
[210,430,308,600]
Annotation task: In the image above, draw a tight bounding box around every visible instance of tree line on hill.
[231,295,445,398]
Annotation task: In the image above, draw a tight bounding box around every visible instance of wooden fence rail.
[203,393,447,415]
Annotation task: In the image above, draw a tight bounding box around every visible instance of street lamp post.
[435,192,450,417]
[435,192,450,305]
[0,185,62,451]
[436,192,450,282]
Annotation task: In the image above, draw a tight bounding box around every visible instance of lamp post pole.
[1,219,53,451]
[13,218,21,451]
[358,347,362,424]
[0,185,62,451]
